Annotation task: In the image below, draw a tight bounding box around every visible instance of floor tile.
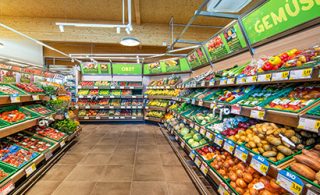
[26,181,61,195]
[136,153,162,164]
[108,152,135,165]
[79,153,112,165]
[90,144,116,153]
[97,137,119,145]
[91,182,131,195]
[158,145,173,153]
[133,165,165,181]
[114,145,136,153]
[65,165,104,181]
[68,144,95,154]
[52,181,95,195]
[137,145,159,153]
[160,153,181,166]
[138,138,157,145]
[162,166,192,182]
[131,181,168,195]
[100,165,134,181]
[41,164,75,181]
[167,182,199,195]
[57,153,87,165]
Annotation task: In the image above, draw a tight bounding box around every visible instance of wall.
[192,25,320,77]
[0,34,44,65]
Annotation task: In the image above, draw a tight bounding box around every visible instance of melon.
[180,128,189,136]
[193,133,202,142]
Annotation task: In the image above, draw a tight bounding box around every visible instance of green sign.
[187,47,209,69]
[242,0,320,44]
[80,63,99,74]
[144,58,190,75]
[112,63,142,75]
[144,62,162,74]
[99,63,111,74]
[204,22,247,62]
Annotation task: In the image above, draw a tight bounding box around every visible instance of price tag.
[272,71,289,81]
[250,109,265,120]
[166,86,170,89]
[45,151,53,161]
[298,117,320,133]
[99,96,104,98]
[205,131,213,140]
[175,135,179,141]
[180,141,185,149]
[132,106,137,109]
[120,86,125,89]
[10,94,20,103]
[78,86,82,89]
[100,106,105,109]
[198,100,203,106]
[32,95,40,100]
[194,156,201,167]
[0,180,15,195]
[237,77,246,84]
[132,96,137,98]
[220,79,227,85]
[109,106,114,109]
[290,68,312,80]
[210,102,216,109]
[93,86,98,89]
[110,86,115,89]
[258,74,272,82]
[223,139,235,154]
[75,105,79,109]
[218,184,230,195]
[190,122,195,128]
[214,134,224,147]
[96,116,101,119]
[51,95,57,100]
[227,78,235,84]
[246,75,257,83]
[60,140,66,147]
[200,128,206,136]
[109,117,114,119]
[209,80,215,86]
[200,81,206,87]
[189,150,196,160]
[110,95,115,98]
[85,105,90,109]
[306,189,318,195]
[121,106,125,109]
[114,117,119,119]
[277,170,304,195]
[87,95,92,98]
[200,163,208,176]
[25,163,36,177]
[131,117,136,119]
[231,104,241,115]
[194,125,200,131]
[120,116,125,119]
[129,86,134,89]
[84,116,89,119]
[234,145,249,163]
[250,155,269,176]
[191,98,196,105]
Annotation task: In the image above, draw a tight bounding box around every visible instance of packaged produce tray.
[217,86,256,104]
[0,162,18,184]
[24,104,55,116]
[0,84,27,96]
[263,83,320,113]
[0,105,40,126]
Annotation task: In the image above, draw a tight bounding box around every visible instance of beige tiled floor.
[26,123,199,195]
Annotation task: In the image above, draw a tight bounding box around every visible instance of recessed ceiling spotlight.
[0,43,4,48]
[120,37,140,47]
[59,25,64,32]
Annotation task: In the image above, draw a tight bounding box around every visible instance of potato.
[258,133,265,138]
[258,147,265,154]
[277,145,293,156]
[266,129,275,135]
[284,130,295,138]
[272,147,277,152]
[276,152,285,161]
[253,136,261,144]
[263,144,272,151]
[266,136,281,146]
[290,136,301,144]
[269,157,277,162]
[273,129,282,136]
[282,142,291,148]
[240,136,246,141]
[306,138,316,146]
[261,140,268,145]
[252,148,260,154]
[270,123,278,129]
[248,141,256,148]
[301,131,312,138]
[263,151,277,157]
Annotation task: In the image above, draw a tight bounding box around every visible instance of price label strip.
[45,151,53,161]
[200,163,208,176]
[180,141,185,149]
[0,180,15,195]
[198,100,203,106]
[231,104,241,115]
[258,73,271,82]
[272,71,289,81]
[209,80,215,86]
[223,139,235,154]
[194,156,201,167]
[25,163,37,177]
[290,68,312,80]
[227,78,235,84]
[189,150,196,160]
[214,134,224,147]
[250,109,265,120]
[298,117,320,133]
[60,140,66,147]
[191,98,196,105]
[205,131,213,140]
[246,75,257,83]
[32,95,40,101]
[194,125,200,131]
[10,94,20,103]
[200,128,206,136]
[250,155,269,176]
[234,145,249,163]
[218,184,230,195]
[277,170,304,195]
[237,77,246,84]
[220,79,227,85]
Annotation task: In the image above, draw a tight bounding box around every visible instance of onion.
[236,170,243,178]
[243,173,253,183]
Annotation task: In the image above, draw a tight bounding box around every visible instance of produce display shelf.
[144,106,167,111]
[0,95,47,105]
[159,125,216,195]
[0,129,81,195]
[175,98,319,133]
[78,86,143,90]
[177,65,320,89]
[146,86,175,89]
[144,95,176,100]
[144,116,162,123]
[0,118,41,138]
[78,116,144,121]
[77,95,144,99]
[77,105,144,110]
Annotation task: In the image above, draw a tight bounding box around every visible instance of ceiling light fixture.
[207,0,252,13]
[59,25,64,32]
[120,37,140,46]
[0,43,4,48]
[117,27,121,34]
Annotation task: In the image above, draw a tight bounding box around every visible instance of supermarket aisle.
[26,123,199,195]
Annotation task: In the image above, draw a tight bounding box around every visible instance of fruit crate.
[0,105,41,126]
[0,162,18,184]
[0,144,39,169]
[305,104,320,118]
[24,104,55,116]
[25,127,67,142]
[0,84,27,96]
[286,167,320,189]
[0,120,10,129]
[217,86,256,105]
[263,84,320,113]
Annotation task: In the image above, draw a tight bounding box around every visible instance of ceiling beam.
[134,0,141,25]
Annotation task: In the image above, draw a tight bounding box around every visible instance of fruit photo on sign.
[206,36,223,52]
[187,52,198,68]
[148,62,161,74]
[100,64,109,74]
[164,59,181,72]
[81,63,99,74]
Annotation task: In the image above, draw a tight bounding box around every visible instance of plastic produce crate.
[24,104,55,116]
[0,162,18,184]
[0,84,27,96]
[0,105,41,125]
